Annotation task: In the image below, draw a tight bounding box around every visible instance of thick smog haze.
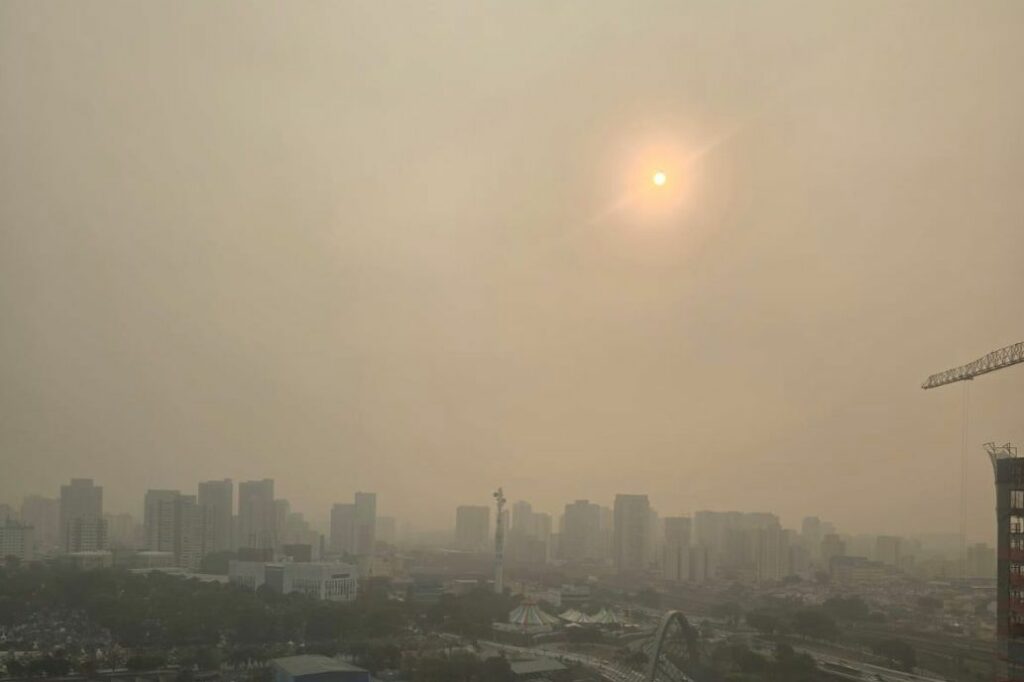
[2,1,1022,541]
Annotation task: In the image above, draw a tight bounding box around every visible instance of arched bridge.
[644,610,695,681]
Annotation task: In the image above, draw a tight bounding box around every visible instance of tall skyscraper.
[20,495,59,551]
[820,533,846,567]
[143,489,210,569]
[562,500,601,561]
[875,535,902,566]
[663,516,692,582]
[454,505,490,551]
[144,490,180,551]
[0,521,34,561]
[329,493,377,557]
[104,512,137,548]
[801,516,823,559]
[613,494,650,574]
[282,512,318,551]
[986,442,1024,682]
[512,501,534,535]
[198,479,233,552]
[238,479,276,550]
[274,499,291,550]
[353,492,376,555]
[59,479,105,552]
[174,495,208,570]
[330,503,356,555]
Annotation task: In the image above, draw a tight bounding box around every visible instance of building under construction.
[923,342,1024,682]
[988,443,1024,682]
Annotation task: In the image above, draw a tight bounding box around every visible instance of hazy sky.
[2,1,1022,539]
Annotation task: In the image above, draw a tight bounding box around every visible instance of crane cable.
[961,380,970,578]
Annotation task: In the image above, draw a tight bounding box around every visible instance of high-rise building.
[875,535,902,567]
[533,512,552,562]
[174,495,209,569]
[663,516,691,582]
[274,499,291,550]
[328,493,377,557]
[454,505,490,551]
[562,500,602,562]
[966,542,996,579]
[198,479,233,552]
[283,512,319,552]
[376,516,397,545]
[749,515,785,582]
[695,510,741,564]
[512,501,534,535]
[821,533,846,568]
[695,511,787,581]
[613,494,650,574]
[987,443,1024,682]
[64,517,107,553]
[354,492,376,555]
[104,513,137,548]
[144,490,181,552]
[0,521,34,561]
[505,501,551,565]
[801,516,822,559]
[20,496,59,552]
[143,489,210,569]
[330,503,356,555]
[238,479,276,550]
[60,479,105,552]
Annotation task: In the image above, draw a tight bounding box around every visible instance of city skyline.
[1,3,1022,680]
[0,474,995,548]
[2,3,1022,541]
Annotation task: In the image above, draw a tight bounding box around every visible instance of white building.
[66,550,113,570]
[229,560,358,602]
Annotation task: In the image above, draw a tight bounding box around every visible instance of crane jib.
[922,341,1024,389]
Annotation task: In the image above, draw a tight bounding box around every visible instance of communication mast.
[493,487,506,594]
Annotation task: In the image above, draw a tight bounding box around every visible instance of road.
[480,640,649,682]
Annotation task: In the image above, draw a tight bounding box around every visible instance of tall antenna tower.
[493,487,506,594]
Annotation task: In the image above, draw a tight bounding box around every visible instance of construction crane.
[921,339,1024,548]
[921,341,1024,572]
[923,341,1024,681]
[922,341,1024,389]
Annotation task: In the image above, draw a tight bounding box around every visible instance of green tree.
[791,608,839,640]
[872,638,916,672]
[746,609,782,635]
[822,596,870,621]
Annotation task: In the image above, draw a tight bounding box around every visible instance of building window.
[1013,491,1024,510]
[1013,516,1024,535]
